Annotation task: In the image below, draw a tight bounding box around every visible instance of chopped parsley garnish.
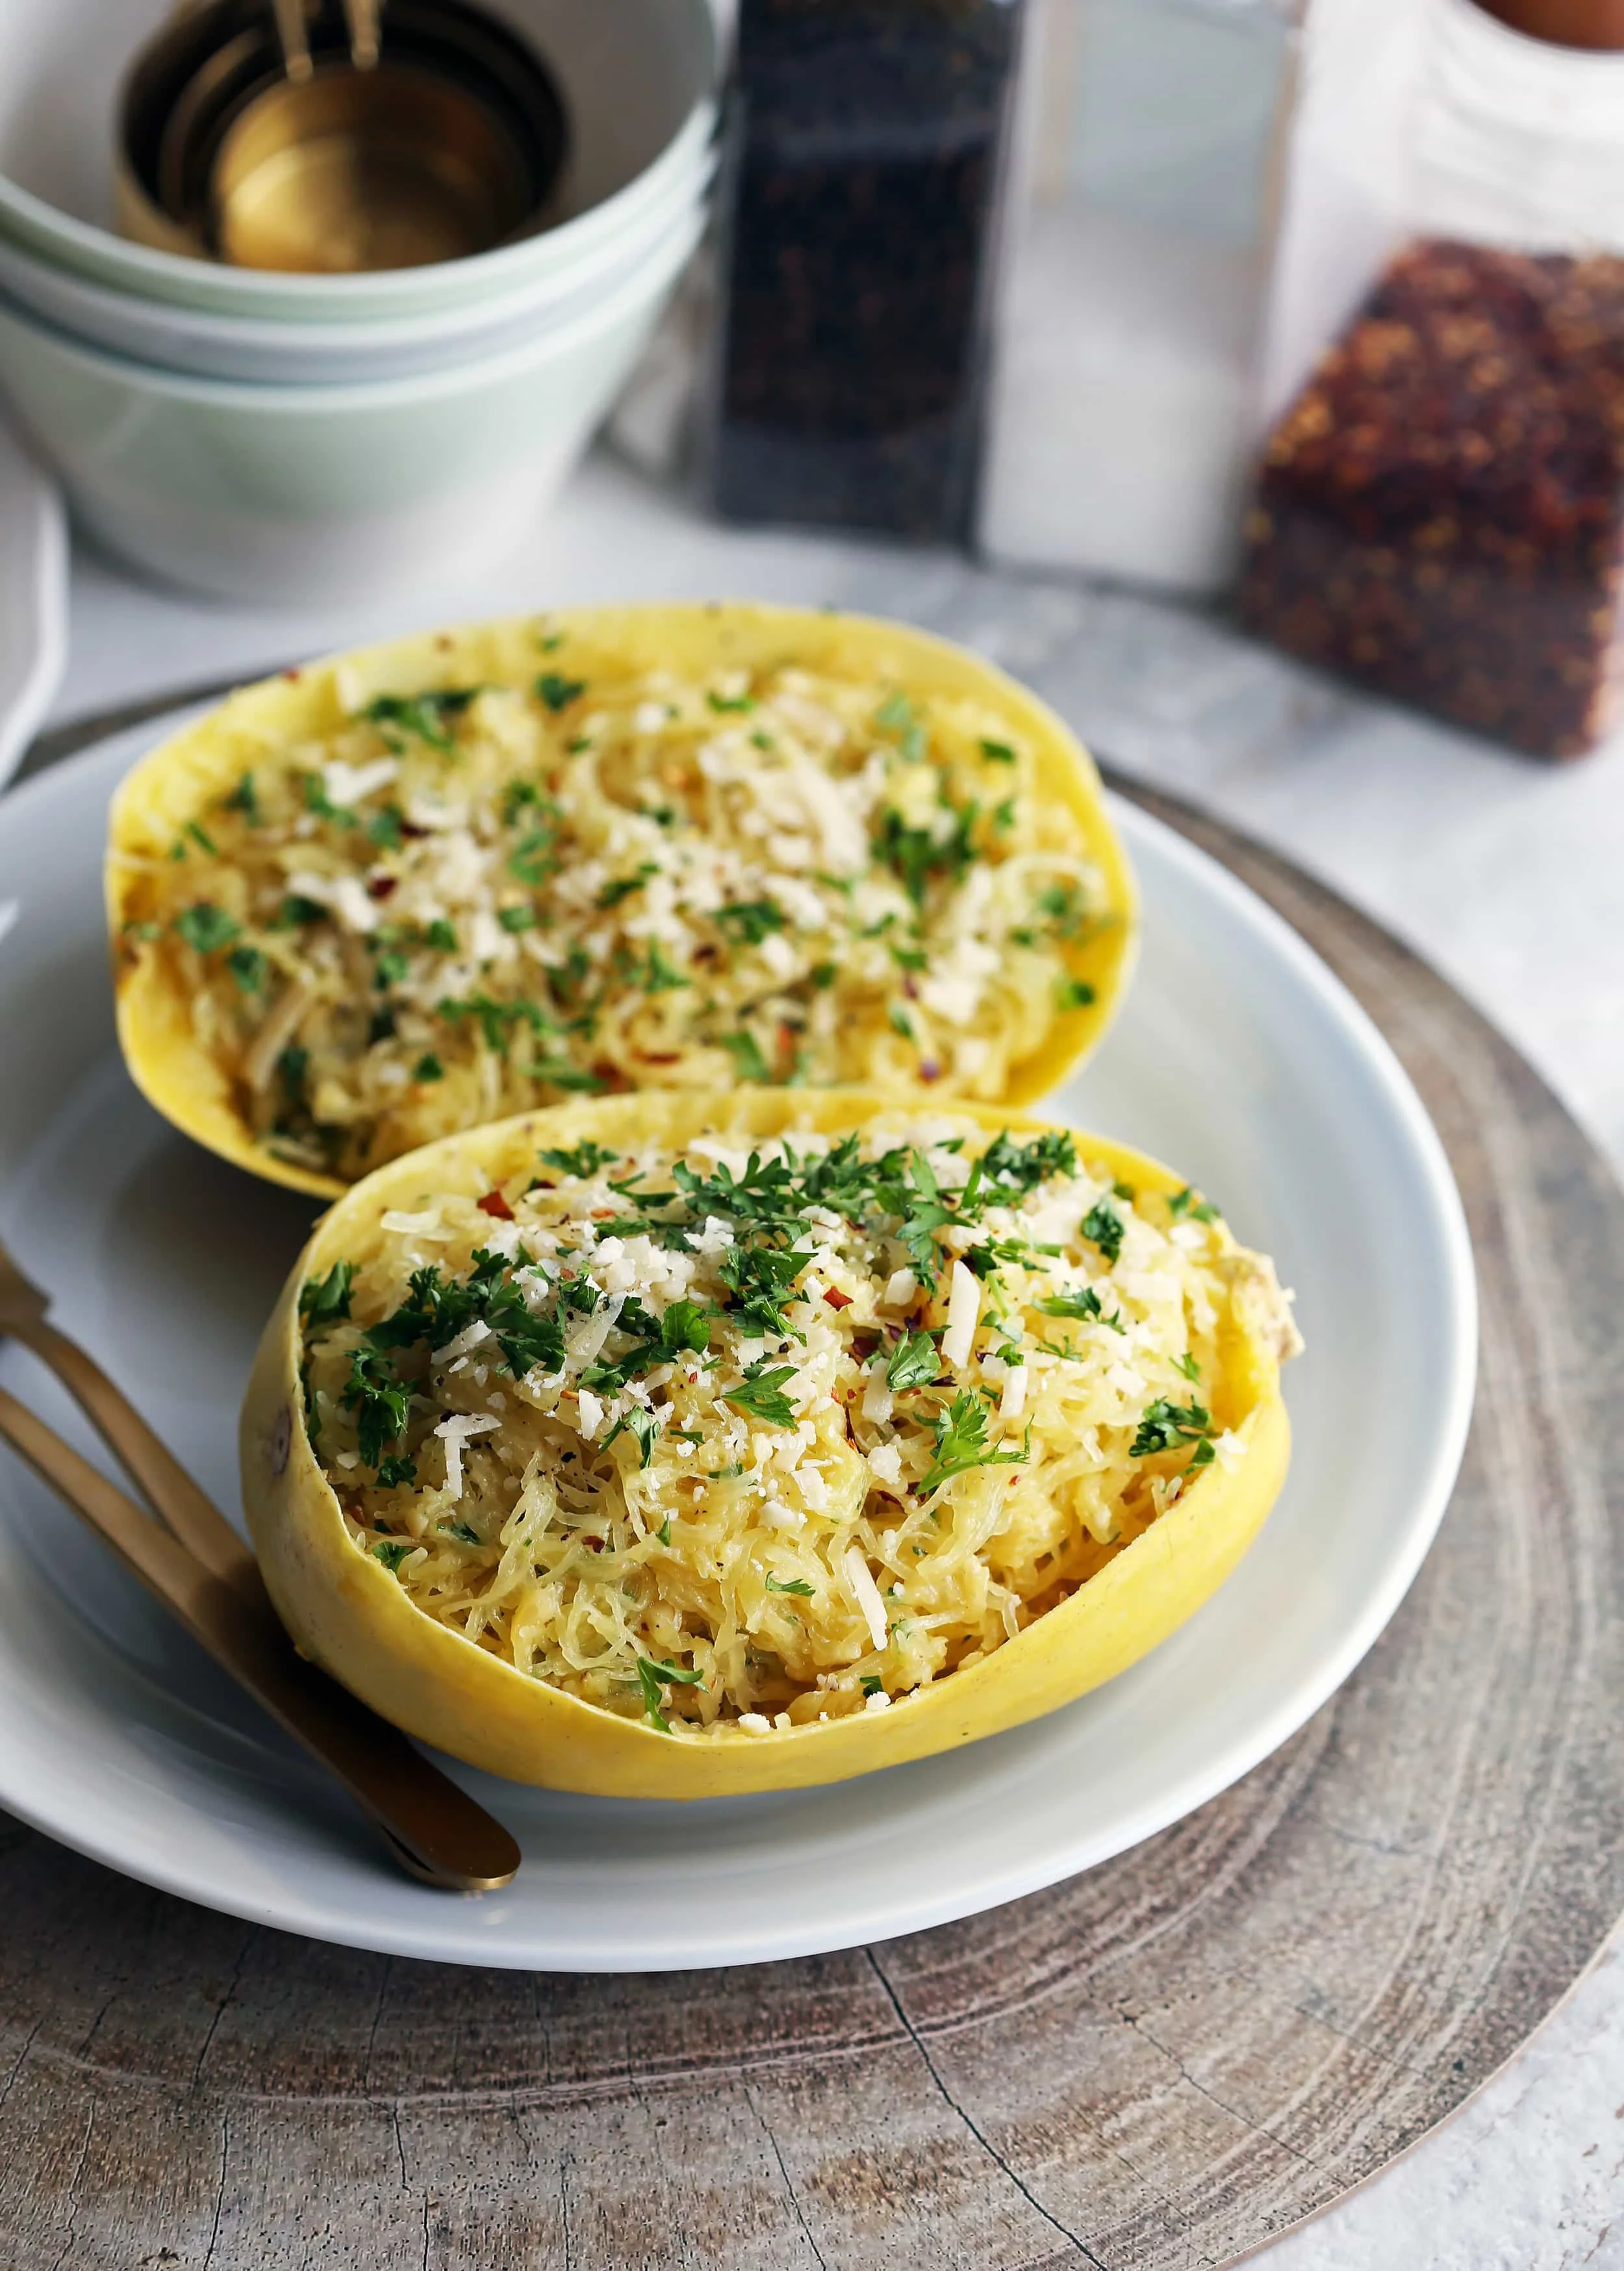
[364,687,481,751]
[767,1574,815,1597]
[367,804,404,851]
[874,691,926,762]
[887,1330,941,1392]
[226,944,268,994]
[596,864,658,910]
[1035,1287,1102,1322]
[277,1045,308,1097]
[299,1261,354,1324]
[979,738,1017,764]
[424,918,458,953]
[540,1140,620,1178]
[809,961,838,990]
[1056,978,1097,1010]
[918,1394,1028,1498]
[437,992,550,1055]
[981,1128,1077,1190]
[509,826,557,886]
[279,893,329,928]
[1169,1186,1221,1224]
[874,798,978,905]
[414,1053,444,1082]
[223,772,258,819]
[1035,880,1087,938]
[375,1455,418,1488]
[498,905,537,934]
[637,1654,704,1732]
[603,1407,662,1468]
[373,1540,411,1572]
[302,773,355,827]
[503,779,540,826]
[345,1347,413,1467]
[860,1675,885,1697]
[535,672,587,712]
[374,946,411,990]
[1080,1200,1125,1264]
[1130,1397,1216,1469]
[724,1361,798,1426]
[184,819,218,856]
[707,689,757,713]
[718,1243,813,1341]
[642,942,690,994]
[717,899,786,946]
[175,903,239,955]
[721,1029,772,1084]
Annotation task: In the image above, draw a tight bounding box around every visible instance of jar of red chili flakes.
[1241,0,1624,758]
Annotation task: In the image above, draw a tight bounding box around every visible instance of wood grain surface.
[3,771,1622,2271]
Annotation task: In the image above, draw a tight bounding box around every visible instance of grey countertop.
[49,452,1624,2271]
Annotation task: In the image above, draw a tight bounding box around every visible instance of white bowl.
[0,202,704,603]
[0,0,717,322]
[0,148,715,383]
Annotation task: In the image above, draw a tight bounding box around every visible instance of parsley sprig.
[918,1394,1029,1498]
[1130,1396,1217,1470]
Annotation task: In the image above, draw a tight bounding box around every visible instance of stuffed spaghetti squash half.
[110,605,1136,1199]
[241,1090,1299,1797]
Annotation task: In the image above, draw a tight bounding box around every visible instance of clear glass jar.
[1242,0,1624,758]
[976,0,1300,595]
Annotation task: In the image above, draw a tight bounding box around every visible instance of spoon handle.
[343,0,383,69]
[0,1387,520,1893]
[11,1316,257,1592]
[272,0,314,82]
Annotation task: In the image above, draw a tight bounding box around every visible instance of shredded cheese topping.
[115,635,1115,1184]
[298,1112,1300,1734]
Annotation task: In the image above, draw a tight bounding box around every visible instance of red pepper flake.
[638,1051,683,1065]
[824,1287,854,1311]
[366,873,398,900]
[1241,239,1624,760]
[592,1059,631,1092]
[477,1190,514,1221]
[583,1536,604,1552]
[283,667,302,682]
[919,1062,941,1083]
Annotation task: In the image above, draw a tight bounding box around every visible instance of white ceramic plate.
[0,412,64,791]
[0,719,1476,1972]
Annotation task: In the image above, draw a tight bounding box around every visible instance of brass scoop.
[0,1233,520,1893]
[118,0,567,275]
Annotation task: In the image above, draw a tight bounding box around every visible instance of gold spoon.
[0,1238,520,1893]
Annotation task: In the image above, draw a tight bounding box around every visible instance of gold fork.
[0,1237,520,1893]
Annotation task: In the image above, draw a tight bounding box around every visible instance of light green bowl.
[0,0,715,322]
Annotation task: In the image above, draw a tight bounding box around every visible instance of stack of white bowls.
[0,0,717,601]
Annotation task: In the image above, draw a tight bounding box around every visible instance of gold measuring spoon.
[0,1238,520,1893]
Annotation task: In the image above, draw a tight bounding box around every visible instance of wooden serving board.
[3,759,1623,2271]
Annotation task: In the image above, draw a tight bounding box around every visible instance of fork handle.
[0,1387,520,1893]
[14,1318,259,1594]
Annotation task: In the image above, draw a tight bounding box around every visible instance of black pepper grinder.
[707,0,1026,545]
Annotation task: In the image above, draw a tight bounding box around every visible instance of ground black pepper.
[1239,239,1624,760]
[709,0,1023,544]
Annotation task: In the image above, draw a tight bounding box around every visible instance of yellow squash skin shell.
[107,604,1138,1200]
[240,1090,1289,1798]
